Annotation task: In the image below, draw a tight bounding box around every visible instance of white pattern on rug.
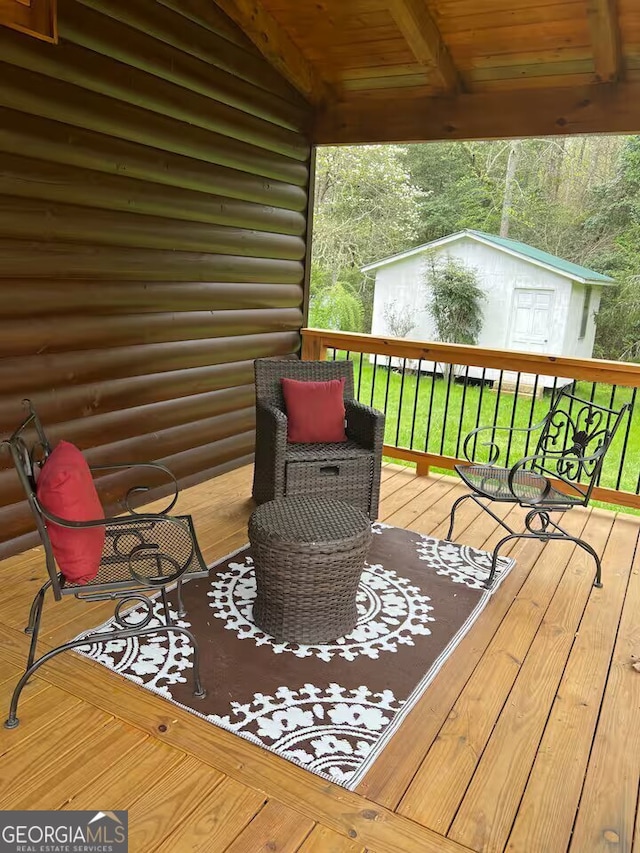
[207,556,435,662]
[209,683,403,783]
[77,605,194,696]
[416,534,512,590]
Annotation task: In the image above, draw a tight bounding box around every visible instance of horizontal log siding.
[0,0,311,557]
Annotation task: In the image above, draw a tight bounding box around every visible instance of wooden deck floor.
[1,463,639,853]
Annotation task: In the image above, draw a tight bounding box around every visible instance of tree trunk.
[500,140,520,237]
[549,138,566,201]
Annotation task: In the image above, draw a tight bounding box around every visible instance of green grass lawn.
[336,352,640,508]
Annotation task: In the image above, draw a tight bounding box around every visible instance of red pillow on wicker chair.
[281,377,347,443]
[36,441,105,585]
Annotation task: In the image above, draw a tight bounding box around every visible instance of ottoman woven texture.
[248,496,372,644]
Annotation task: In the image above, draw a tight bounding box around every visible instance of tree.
[313,145,422,273]
[401,142,501,242]
[382,301,415,338]
[308,277,363,332]
[499,140,521,237]
[593,278,640,361]
[311,135,640,361]
[425,256,485,345]
[311,145,423,331]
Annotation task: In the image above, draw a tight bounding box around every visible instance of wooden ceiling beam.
[314,82,640,144]
[586,0,621,83]
[213,0,330,105]
[387,0,460,93]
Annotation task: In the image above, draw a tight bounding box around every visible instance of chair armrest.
[345,400,385,452]
[90,461,179,515]
[35,503,194,587]
[463,418,547,465]
[507,453,595,504]
[255,401,288,446]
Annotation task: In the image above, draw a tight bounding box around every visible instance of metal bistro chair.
[3,401,209,729]
[252,358,386,519]
[446,387,631,589]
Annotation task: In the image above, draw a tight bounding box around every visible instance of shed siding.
[0,0,311,557]
[371,237,572,353]
[565,281,602,358]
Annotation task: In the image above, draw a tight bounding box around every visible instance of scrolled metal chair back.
[2,400,60,592]
[534,389,630,497]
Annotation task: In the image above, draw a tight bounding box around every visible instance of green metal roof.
[468,230,614,284]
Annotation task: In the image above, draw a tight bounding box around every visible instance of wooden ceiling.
[215,0,640,144]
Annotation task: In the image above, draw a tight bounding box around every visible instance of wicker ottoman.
[248,496,372,644]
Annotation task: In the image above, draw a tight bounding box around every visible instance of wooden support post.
[416,459,431,477]
[300,331,327,361]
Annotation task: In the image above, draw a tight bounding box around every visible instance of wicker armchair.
[252,358,385,519]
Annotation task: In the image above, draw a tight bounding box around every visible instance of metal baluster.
[616,387,637,491]
[424,364,437,454]
[410,360,424,450]
[370,354,379,407]
[524,373,540,458]
[538,377,560,476]
[596,384,618,487]
[472,368,487,459]
[357,351,364,399]
[505,371,522,465]
[490,370,504,461]
[455,364,471,459]
[383,355,392,417]
[440,364,455,456]
[395,357,408,447]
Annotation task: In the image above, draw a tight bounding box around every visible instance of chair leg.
[181,625,207,699]
[487,527,603,590]
[568,536,603,588]
[446,494,475,541]
[24,579,53,671]
[160,587,173,626]
[535,515,603,588]
[176,580,186,618]
[486,533,522,589]
[5,621,207,729]
[25,579,52,635]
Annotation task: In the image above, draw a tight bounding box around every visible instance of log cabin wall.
[0,0,311,557]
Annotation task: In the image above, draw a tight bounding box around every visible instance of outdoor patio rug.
[75,522,515,790]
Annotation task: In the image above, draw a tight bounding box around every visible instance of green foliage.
[401,143,500,242]
[308,274,363,332]
[424,257,484,345]
[593,277,640,361]
[310,145,422,331]
[311,135,640,360]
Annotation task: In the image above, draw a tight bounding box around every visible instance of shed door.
[508,288,553,352]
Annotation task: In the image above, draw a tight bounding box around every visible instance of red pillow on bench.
[36,441,105,585]
[281,377,347,443]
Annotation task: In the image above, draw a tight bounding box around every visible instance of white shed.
[363,229,614,388]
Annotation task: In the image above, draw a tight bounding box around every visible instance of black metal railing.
[301,329,640,510]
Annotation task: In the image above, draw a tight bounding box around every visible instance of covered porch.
[1,461,637,852]
[1,0,640,849]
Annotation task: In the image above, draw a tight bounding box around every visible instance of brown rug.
[75,523,514,789]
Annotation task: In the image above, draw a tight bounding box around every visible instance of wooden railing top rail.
[301,329,640,387]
